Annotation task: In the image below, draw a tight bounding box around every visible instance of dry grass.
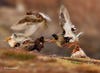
[0,48,100,73]
[1,50,37,60]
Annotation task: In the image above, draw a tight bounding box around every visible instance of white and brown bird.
[11,11,51,37]
[6,33,46,52]
[59,5,83,48]
[48,5,82,48]
[59,5,90,58]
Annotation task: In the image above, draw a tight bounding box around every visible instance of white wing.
[59,5,72,25]
[39,12,51,22]
[24,24,40,37]
[60,5,75,36]
[59,5,83,42]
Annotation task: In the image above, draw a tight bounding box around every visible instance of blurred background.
[0,0,100,59]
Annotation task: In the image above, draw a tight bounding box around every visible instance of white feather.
[11,22,27,31]
[24,24,40,37]
[39,12,51,22]
[76,32,83,38]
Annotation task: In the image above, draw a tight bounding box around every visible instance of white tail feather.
[76,32,83,38]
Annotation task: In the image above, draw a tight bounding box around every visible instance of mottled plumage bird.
[49,5,82,48]
[11,11,51,37]
[6,33,45,52]
[59,5,83,43]
[59,5,89,58]
[59,5,84,50]
[47,5,84,57]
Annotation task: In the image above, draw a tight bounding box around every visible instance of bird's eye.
[71,27,76,32]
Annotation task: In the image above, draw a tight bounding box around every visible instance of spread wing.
[39,12,51,22]
[59,5,82,42]
[59,5,72,26]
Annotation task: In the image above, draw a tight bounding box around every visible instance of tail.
[76,32,83,38]
[39,12,51,22]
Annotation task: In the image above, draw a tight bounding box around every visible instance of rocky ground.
[0,48,100,73]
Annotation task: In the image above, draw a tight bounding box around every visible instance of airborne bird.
[49,5,82,48]
[48,5,85,57]
[11,11,51,37]
[59,5,83,43]
[59,5,89,58]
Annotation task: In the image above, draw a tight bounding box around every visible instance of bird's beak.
[5,37,11,42]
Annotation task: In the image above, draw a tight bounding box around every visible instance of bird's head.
[52,33,58,40]
[5,36,19,48]
[5,33,22,48]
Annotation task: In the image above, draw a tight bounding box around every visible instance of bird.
[47,5,84,55]
[59,5,86,57]
[48,5,82,48]
[71,45,89,58]
[59,5,83,48]
[21,36,45,52]
[11,11,51,37]
[5,33,32,48]
[59,5,83,42]
[6,33,45,52]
